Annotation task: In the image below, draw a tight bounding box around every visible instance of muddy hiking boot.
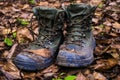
[56,3,96,67]
[14,7,64,71]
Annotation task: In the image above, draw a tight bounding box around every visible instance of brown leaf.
[114,75,120,80]
[22,4,29,9]
[24,49,51,58]
[36,65,59,78]
[104,26,111,33]
[38,2,49,6]
[93,26,103,35]
[118,60,120,66]
[11,7,21,12]
[112,22,120,33]
[87,74,94,80]
[22,72,36,79]
[94,11,102,18]
[111,44,120,49]
[107,48,120,59]
[94,58,118,70]
[84,69,91,75]
[92,18,99,24]
[96,38,112,44]
[0,27,16,36]
[48,0,56,3]
[90,0,102,5]
[0,42,5,50]
[93,72,107,80]
[103,20,112,27]
[20,13,29,19]
[17,27,33,43]
[52,1,61,8]
[44,72,55,78]
[109,2,117,6]
[42,65,59,74]
[76,72,87,80]
[0,61,21,80]
[112,22,120,29]
[2,51,9,58]
[109,32,118,37]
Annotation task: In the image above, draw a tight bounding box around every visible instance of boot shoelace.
[30,11,64,48]
[65,14,92,46]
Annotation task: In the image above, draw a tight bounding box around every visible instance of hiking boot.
[14,6,64,71]
[56,3,96,67]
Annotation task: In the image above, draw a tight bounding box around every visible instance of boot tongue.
[67,3,96,16]
[33,6,57,20]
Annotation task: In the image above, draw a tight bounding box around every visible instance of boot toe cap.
[56,49,94,67]
[14,52,53,71]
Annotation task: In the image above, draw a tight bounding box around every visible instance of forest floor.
[0,0,120,80]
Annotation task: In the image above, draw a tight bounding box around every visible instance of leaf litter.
[0,0,120,80]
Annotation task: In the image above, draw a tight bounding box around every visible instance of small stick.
[100,45,111,55]
[7,43,18,59]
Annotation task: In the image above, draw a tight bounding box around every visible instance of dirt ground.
[0,0,120,80]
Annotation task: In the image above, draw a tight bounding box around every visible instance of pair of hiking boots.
[14,3,96,71]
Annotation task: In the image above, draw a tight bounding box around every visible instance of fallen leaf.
[107,48,120,59]
[87,74,94,80]
[1,28,16,35]
[2,51,9,58]
[109,32,118,37]
[117,0,120,3]
[94,58,118,70]
[93,26,103,35]
[115,75,120,80]
[22,4,29,9]
[20,13,29,19]
[53,1,61,8]
[22,72,36,79]
[118,60,120,66]
[76,72,87,80]
[48,0,56,3]
[90,0,102,5]
[0,61,22,80]
[94,11,102,18]
[112,22,120,33]
[42,65,59,74]
[0,42,5,50]
[11,7,21,12]
[109,2,117,6]
[104,26,111,33]
[24,48,51,58]
[93,72,107,80]
[92,18,99,24]
[17,27,33,43]
[44,72,55,78]
[84,69,91,75]
[2,28,11,35]
[113,22,120,29]
[36,65,59,78]
[103,20,112,27]
[38,2,49,6]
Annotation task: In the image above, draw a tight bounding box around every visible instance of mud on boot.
[56,3,96,67]
[14,6,64,71]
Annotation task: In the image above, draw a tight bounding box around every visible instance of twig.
[100,45,111,55]
[7,43,18,59]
